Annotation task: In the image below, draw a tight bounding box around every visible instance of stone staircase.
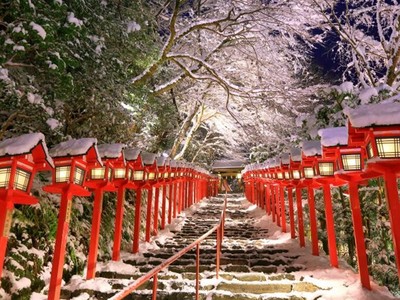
[61,195,328,299]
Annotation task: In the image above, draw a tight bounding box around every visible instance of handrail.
[110,193,228,300]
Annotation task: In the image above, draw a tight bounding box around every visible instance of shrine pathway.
[61,195,396,300]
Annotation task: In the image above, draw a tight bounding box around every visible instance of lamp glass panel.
[164,172,169,178]
[292,170,301,179]
[367,142,374,159]
[171,172,175,178]
[303,167,314,178]
[341,154,361,171]
[236,173,242,179]
[74,167,85,185]
[114,168,126,179]
[0,168,11,188]
[148,172,155,180]
[14,168,31,191]
[128,169,132,180]
[56,166,71,183]
[376,137,400,158]
[133,170,144,181]
[318,162,334,176]
[277,172,283,179]
[91,167,105,179]
[285,171,291,179]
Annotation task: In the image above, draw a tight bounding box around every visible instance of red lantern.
[0,133,53,280]
[44,138,101,300]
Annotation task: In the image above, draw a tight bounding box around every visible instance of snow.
[13,45,25,51]
[67,12,83,27]
[66,275,112,293]
[301,140,322,156]
[280,153,290,165]
[30,22,46,39]
[49,138,97,157]
[127,21,141,33]
[0,133,54,166]
[27,93,44,105]
[0,68,10,82]
[97,143,126,159]
[344,102,400,128]
[46,118,60,130]
[336,81,354,93]
[359,87,378,104]
[290,148,302,162]
[124,148,141,161]
[141,151,157,166]
[97,261,138,275]
[318,127,348,147]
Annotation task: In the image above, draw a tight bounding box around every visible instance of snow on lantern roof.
[280,153,290,165]
[0,132,54,167]
[318,127,348,147]
[170,160,177,168]
[124,148,141,161]
[97,143,126,159]
[141,152,157,166]
[49,138,98,158]
[269,157,279,168]
[290,148,302,162]
[156,156,167,167]
[344,102,400,128]
[301,140,322,156]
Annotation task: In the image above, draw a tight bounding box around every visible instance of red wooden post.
[161,184,167,229]
[153,186,160,235]
[0,200,13,279]
[48,188,73,300]
[173,182,178,218]
[112,186,126,261]
[307,186,319,256]
[265,184,271,215]
[271,184,276,223]
[321,183,338,267]
[280,184,286,232]
[295,186,305,247]
[86,188,104,279]
[348,181,371,289]
[382,170,400,283]
[287,187,296,239]
[145,187,153,242]
[168,183,173,224]
[275,185,281,227]
[132,188,142,253]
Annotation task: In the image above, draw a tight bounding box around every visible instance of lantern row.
[242,102,400,291]
[0,134,219,300]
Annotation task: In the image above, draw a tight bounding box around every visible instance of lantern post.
[44,138,101,300]
[110,148,142,259]
[153,156,168,236]
[160,159,170,230]
[329,124,374,290]
[0,133,53,280]
[289,148,305,246]
[315,127,351,268]
[85,143,126,279]
[300,140,321,256]
[345,102,400,285]
[141,152,158,243]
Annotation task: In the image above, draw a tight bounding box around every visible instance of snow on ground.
[238,197,397,300]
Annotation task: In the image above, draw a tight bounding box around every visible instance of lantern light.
[303,167,314,179]
[91,167,106,180]
[133,170,144,181]
[114,168,126,179]
[292,170,301,179]
[341,154,362,171]
[375,137,400,158]
[318,162,334,176]
[0,168,11,188]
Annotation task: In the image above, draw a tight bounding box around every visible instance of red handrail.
[110,194,228,300]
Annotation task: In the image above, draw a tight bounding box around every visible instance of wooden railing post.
[152,272,158,300]
[196,243,200,300]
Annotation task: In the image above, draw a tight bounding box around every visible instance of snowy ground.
[11,196,398,300]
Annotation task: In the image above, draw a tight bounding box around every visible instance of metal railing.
[110,194,228,300]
